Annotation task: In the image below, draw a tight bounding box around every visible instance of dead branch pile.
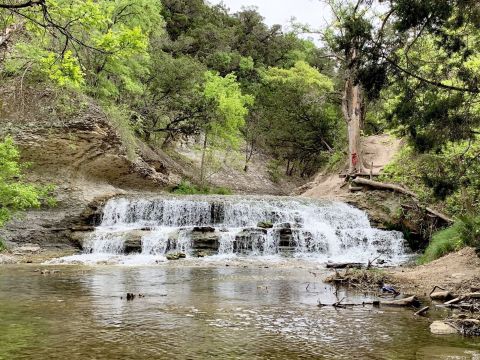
[324,268,391,292]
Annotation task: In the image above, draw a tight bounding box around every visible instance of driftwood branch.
[352,177,417,197]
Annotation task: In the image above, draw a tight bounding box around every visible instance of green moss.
[171,180,232,195]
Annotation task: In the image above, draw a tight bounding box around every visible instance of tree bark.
[200,132,208,186]
[342,49,365,174]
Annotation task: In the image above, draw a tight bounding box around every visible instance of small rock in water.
[126,293,136,301]
[257,221,273,229]
[430,321,457,335]
[166,252,186,260]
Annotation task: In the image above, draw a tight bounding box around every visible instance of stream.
[1,265,480,359]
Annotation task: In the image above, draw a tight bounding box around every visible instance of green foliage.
[171,180,232,195]
[420,215,480,263]
[202,71,254,148]
[253,61,342,177]
[0,136,54,228]
[266,159,283,184]
[457,215,480,250]
[3,0,163,97]
[382,137,480,217]
[0,238,6,252]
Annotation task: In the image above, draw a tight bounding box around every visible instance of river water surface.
[1,264,479,360]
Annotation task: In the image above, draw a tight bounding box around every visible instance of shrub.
[458,215,480,250]
[0,238,6,252]
[419,223,463,264]
[171,180,232,195]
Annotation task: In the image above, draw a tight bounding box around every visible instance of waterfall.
[49,196,409,265]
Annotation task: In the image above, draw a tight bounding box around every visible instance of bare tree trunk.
[342,49,365,174]
[200,132,208,186]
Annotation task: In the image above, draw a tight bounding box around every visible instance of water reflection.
[0,266,479,359]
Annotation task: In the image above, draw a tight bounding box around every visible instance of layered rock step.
[81,224,311,255]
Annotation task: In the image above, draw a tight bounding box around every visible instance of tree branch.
[385,57,479,94]
[0,0,44,9]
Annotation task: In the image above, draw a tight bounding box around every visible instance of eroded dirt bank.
[389,247,480,295]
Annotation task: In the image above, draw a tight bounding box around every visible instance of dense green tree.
[253,61,341,177]
[1,0,162,98]
[199,71,254,184]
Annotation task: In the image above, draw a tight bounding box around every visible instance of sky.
[208,0,332,42]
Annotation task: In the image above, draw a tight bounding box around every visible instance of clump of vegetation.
[0,238,6,252]
[458,216,480,252]
[0,136,55,228]
[419,224,464,264]
[171,180,232,195]
[419,216,480,263]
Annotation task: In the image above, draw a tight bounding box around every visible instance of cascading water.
[49,196,409,265]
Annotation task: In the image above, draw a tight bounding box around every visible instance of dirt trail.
[300,134,402,199]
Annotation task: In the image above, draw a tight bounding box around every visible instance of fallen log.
[351,178,453,223]
[326,262,364,269]
[381,295,419,307]
[351,177,418,197]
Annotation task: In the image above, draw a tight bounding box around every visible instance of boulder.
[190,230,219,251]
[430,321,458,335]
[430,291,453,301]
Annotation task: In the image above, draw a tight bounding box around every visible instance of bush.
[0,238,6,252]
[266,159,282,183]
[419,215,480,263]
[171,180,232,195]
[419,223,463,264]
[458,215,480,250]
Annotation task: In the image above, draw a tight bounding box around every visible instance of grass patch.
[171,180,232,195]
[418,223,463,264]
[419,215,480,264]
